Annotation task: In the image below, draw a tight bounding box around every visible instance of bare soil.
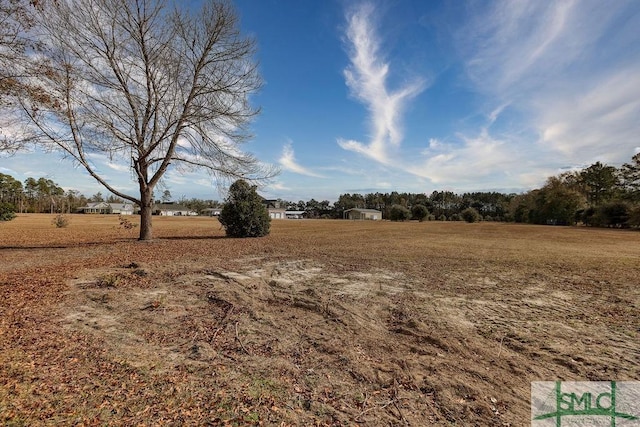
[1,214,638,426]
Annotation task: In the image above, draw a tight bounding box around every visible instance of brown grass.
[1,214,638,426]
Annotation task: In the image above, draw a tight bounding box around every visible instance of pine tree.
[219,180,270,238]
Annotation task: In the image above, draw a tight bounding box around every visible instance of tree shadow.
[0,235,226,250]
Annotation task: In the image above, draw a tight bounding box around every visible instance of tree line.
[0,173,223,215]
[283,154,640,227]
[2,153,639,228]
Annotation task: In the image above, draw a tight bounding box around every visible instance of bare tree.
[0,0,36,153]
[11,0,274,240]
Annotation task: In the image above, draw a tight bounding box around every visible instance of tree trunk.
[139,187,153,241]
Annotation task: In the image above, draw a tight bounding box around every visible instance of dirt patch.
[56,255,639,426]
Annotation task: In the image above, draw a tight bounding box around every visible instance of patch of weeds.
[51,214,69,228]
[247,376,285,405]
[243,412,260,422]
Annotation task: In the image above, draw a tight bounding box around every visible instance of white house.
[343,208,382,220]
[153,203,198,216]
[80,202,134,215]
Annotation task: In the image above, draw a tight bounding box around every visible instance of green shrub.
[595,201,630,228]
[438,214,447,221]
[219,179,270,238]
[411,204,429,222]
[450,213,460,221]
[461,207,481,223]
[0,202,16,222]
[389,204,411,221]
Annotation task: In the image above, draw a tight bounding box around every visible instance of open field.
[1,214,638,425]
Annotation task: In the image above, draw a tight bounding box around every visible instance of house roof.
[109,203,133,210]
[262,198,280,209]
[82,202,109,208]
[81,201,134,209]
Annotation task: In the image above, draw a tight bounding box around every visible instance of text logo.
[532,381,640,426]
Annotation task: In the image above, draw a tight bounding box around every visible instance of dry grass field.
[1,214,638,426]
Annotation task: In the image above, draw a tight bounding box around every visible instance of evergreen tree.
[411,204,429,222]
[219,180,270,238]
[389,204,411,221]
[0,202,16,222]
[461,207,481,223]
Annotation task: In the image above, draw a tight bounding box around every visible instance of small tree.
[389,204,411,221]
[461,207,481,223]
[0,202,16,222]
[411,204,429,222]
[218,180,270,238]
[52,214,69,228]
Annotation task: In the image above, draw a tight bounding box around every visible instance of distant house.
[262,198,287,219]
[109,203,135,215]
[343,208,382,220]
[80,202,134,215]
[153,203,198,216]
[268,207,286,219]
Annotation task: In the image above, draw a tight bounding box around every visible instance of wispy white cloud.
[408,0,640,192]
[279,141,325,178]
[410,128,521,185]
[267,181,290,192]
[458,0,640,165]
[338,2,426,163]
[536,68,640,162]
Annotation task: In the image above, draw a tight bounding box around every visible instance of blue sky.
[2,0,640,202]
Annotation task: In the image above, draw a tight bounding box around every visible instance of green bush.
[461,207,481,223]
[0,202,16,222]
[389,204,411,221]
[218,179,270,238]
[438,214,447,221]
[411,204,429,222]
[595,201,630,228]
